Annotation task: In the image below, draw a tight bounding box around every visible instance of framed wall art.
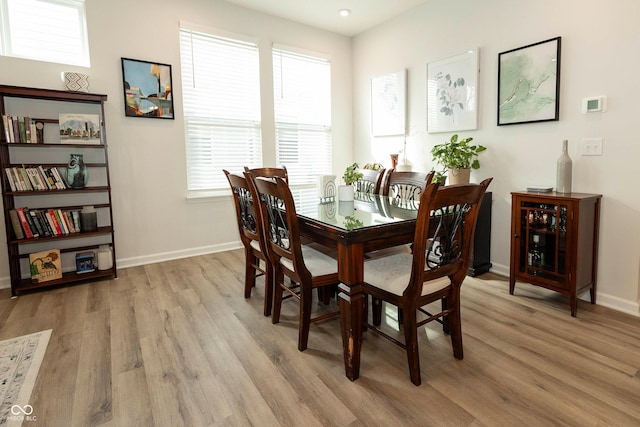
[121,57,174,119]
[371,69,406,136]
[497,37,561,126]
[427,48,479,133]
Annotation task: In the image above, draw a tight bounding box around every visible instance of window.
[179,24,262,194]
[273,46,332,186]
[0,0,90,67]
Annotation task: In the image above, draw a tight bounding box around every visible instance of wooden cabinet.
[0,85,116,296]
[509,191,601,316]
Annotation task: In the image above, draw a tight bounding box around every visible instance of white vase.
[338,201,355,217]
[448,168,471,185]
[338,185,354,201]
[556,139,572,193]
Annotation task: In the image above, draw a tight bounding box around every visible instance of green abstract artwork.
[498,37,561,125]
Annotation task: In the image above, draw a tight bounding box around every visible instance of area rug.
[0,330,52,426]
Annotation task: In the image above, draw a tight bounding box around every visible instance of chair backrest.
[245,172,310,282]
[244,166,289,184]
[355,168,386,195]
[382,170,435,201]
[406,178,492,300]
[223,170,264,250]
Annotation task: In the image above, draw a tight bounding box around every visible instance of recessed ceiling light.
[339,9,351,17]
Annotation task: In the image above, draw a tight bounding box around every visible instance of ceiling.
[222,0,429,36]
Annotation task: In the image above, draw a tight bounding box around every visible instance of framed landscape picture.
[59,113,101,144]
[121,57,174,119]
[427,49,479,133]
[498,37,561,125]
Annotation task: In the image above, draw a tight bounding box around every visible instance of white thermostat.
[582,96,607,113]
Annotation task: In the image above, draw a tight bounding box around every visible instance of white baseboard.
[115,242,242,269]
[0,242,243,290]
[487,262,639,317]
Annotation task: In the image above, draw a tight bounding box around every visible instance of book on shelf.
[1,115,45,143]
[29,249,62,283]
[2,114,10,142]
[34,121,44,143]
[3,166,68,191]
[4,168,17,191]
[75,251,96,274]
[9,207,83,239]
[59,113,101,144]
[8,209,24,240]
[15,207,34,238]
[27,208,45,237]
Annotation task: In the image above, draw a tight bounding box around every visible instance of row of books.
[9,207,82,239]
[2,115,43,143]
[4,166,67,192]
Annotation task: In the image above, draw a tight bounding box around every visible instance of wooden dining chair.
[355,168,385,195]
[223,170,274,317]
[381,170,435,201]
[362,178,492,385]
[244,166,289,184]
[245,171,340,351]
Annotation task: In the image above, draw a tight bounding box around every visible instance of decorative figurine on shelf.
[66,153,89,188]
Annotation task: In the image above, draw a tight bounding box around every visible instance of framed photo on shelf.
[427,48,479,133]
[371,69,406,136]
[75,251,96,274]
[121,57,174,119]
[59,113,101,144]
[498,37,561,126]
[29,249,62,283]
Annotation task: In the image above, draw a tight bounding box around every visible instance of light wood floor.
[1,248,639,426]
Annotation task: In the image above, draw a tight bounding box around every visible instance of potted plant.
[431,134,486,185]
[339,162,363,201]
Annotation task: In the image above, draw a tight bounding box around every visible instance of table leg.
[338,283,363,381]
[337,242,365,381]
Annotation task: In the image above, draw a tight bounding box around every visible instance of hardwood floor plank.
[71,309,113,426]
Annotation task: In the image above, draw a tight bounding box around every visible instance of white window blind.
[0,0,89,66]
[273,47,332,186]
[179,26,262,193]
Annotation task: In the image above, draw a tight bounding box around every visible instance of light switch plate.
[581,138,603,156]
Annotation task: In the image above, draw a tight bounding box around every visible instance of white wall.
[352,0,640,314]
[0,0,352,280]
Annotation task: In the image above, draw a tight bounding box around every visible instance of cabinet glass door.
[518,201,567,283]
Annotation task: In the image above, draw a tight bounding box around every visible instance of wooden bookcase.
[509,191,601,316]
[0,85,117,296]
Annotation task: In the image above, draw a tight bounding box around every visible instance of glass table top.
[294,191,419,231]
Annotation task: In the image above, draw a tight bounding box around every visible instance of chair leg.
[298,286,313,351]
[402,307,421,386]
[272,271,285,324]
[317,287,331,305]
[263,261,273,317]
[244,251,255,298]
[372,296,383,326]
[448,296,463,360]
[441,297,450,335]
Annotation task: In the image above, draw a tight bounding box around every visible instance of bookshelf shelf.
[0,85,117,296]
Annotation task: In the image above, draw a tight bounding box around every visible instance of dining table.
[295,191,420,381]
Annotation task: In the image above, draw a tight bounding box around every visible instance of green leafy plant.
[343,216,364,230]
[342,162,364,186]
[431,134,486,182]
